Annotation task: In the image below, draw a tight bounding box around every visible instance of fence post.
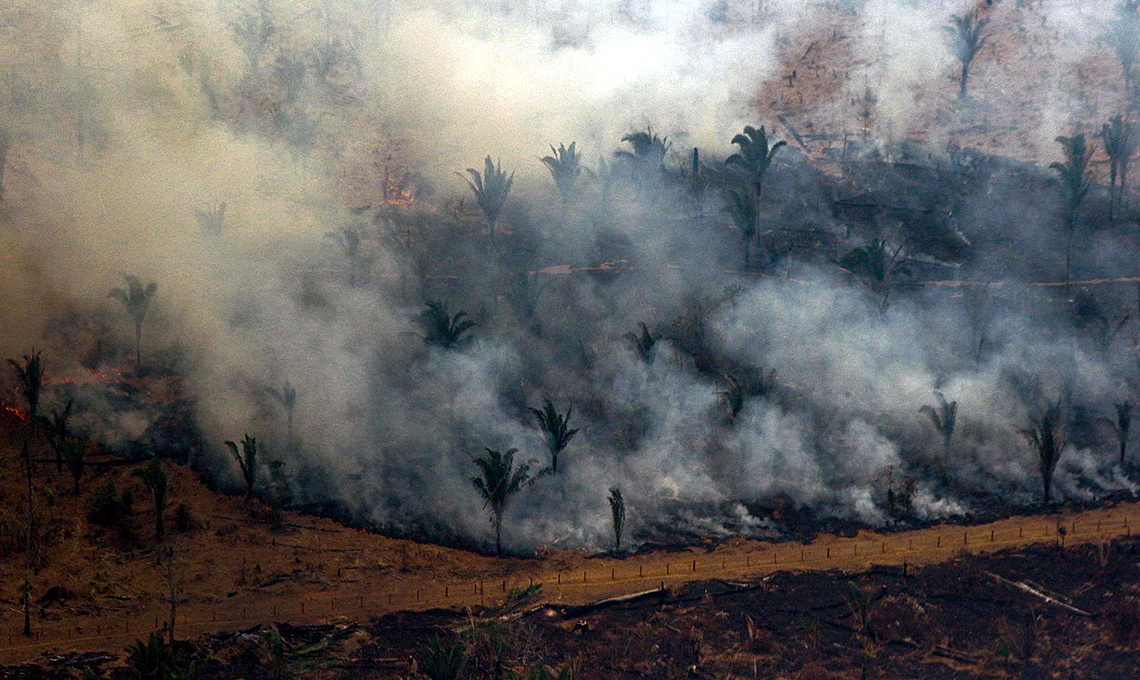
[692,560,696,572]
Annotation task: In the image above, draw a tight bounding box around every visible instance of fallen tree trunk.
[986,572,1095,617]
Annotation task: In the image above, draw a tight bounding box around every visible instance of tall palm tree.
[1100,400,1132,465]
[540,142,582,227]
[1019,402,1067,505]
[224,434,258,500]
[417,300,476,349]
[132,457,168,540]
[722,186,758,270]
[1050,135,1094,291]
[1102,114,1136,220]
[919,392,958,453]
[725,125,785,267]
[267,382,297,447]
[8,350,43,637]
[470,448,533,556]
[608,487,626,552]
[460,156,514,242]
[944,12,990,99]
[687,148,710,230]
[109,275,158,374]
[530,398,579,474]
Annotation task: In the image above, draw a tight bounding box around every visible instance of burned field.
[14,539,1140,680]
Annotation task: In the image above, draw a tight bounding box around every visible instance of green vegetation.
[837,239,911,309]
[1050,134,1094,289]
[540,142,583,226]
[470,448,533,556]
[529,398,579,474]
[624,322,657,363]
[418,300,476,349]
[461,156,515,242]
[919,392,958,453]
[418,636,467,680]
[608,486,625,552]
[1020,402,1068,504]
[1101,114,1135,220]
[725,125,785,269]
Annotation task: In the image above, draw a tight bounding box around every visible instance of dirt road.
[2,500,1137,664]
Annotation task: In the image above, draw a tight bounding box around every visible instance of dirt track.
[4,500,1139,664]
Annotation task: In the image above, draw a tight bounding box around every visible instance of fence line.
[0,514,1132,658]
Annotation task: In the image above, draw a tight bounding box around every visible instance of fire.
[4,404,29,421]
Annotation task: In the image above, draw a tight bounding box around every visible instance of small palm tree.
[193,201,226,236]
[719,369,777,421]
[133,458,169,540]
[1050,134,1094,290]
[919,392,958,453]
[540,142,582,226]
[624,322,657,363]
[224,434,258,499]
[8,350,43,637]
[267,382,297,447]
[1100,400,1132,465]
[326,226,363,286]
[37,398,73,473]
[61,439,85,495]
[460,156,514,241]
[1102,114,1136,220]
[418,636,467,680]
[1019,402,1068,505]
[109,275,158,374]
[836,239,911,309]
[722,186,758,270]
[944,12,990,99]
[725,125,785,266]
[615,127,671,175]
[125,631,178,680]
[417,300,476,349]
[470,448,533,556]
[608,487,626,552]
[530,399,579,474]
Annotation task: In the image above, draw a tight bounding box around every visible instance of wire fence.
[0,514,1133,659]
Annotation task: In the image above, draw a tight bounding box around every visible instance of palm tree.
[540,142,582,227]
[267,382,297,447]
[8,350,43,637]
[725,125,785,267]
[719,369,777,421]
[624,322,657,363]
[133,458,169,540]
[1100,400,1132,465]
[230,0,275,73]
[193,201,226,236]
[1050,135,1094,292]
[326,226,363,286]
[125,632,178,680]
[61,439,85,495]
[460,156,514,242]
[608,487,626,552]
[1106,4,1140,94]
[530,398,579,474]
[919,392,958,453]
[1019,402,1068,505]
[616,127,671,184]
[944,12,990,99]
[417,300,476,349]
[1102,114,1136,220]
[37,398,73,474]
[470,448,533,556]
[836,239,911,309]
[722,186,758,270]
[686,148,710,230]
[109,275,158,374]
[224,434,258,499]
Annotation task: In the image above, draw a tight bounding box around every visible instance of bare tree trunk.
[23,439,32,637]
[959,62,970,99]
[494,513,502,556]
[167,547,176,646]
[135,322,142,375]
[0,129,10,202]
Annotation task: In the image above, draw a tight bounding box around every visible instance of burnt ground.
[11,538,1140,680]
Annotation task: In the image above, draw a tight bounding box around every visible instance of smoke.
[2,0,1140,554]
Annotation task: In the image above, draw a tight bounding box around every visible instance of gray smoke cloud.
[2,0,1139,553]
